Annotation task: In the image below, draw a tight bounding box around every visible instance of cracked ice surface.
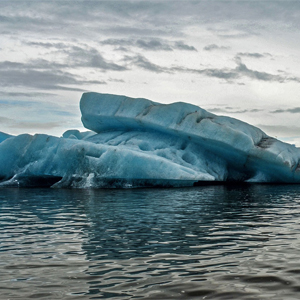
[0,92,300,188]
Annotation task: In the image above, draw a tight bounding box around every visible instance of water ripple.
[1,185,300,299]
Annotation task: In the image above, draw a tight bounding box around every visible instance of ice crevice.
[0,92,300,188]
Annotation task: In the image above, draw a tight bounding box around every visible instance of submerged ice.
[0,92,300,188]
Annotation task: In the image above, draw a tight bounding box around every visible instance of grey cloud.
[0,116,14,124]
[234,57,299,83]
[170,65,238,80]
[101,38,169,50]
[0,92,56,98]
[89,54,126,71]
[0,59,70,71]
[9,71,83,91]
[237,52,268,58]
[236,63,281,82]
[208,107,262,114]
[115,46,129,52]
[174,41,197,51]
[124,55,169,73]
[216,31,258,39]
[23,42,128,71]
[38,42,296,85]
[207,108,226,113]
[136,39,173,51]
[125,54,300,83]
[196,68,237,80]
[207,26,258,40]
[25,41,67,49]
[104,26,176,37]
[203,44,230,51]
[0,44,124,91]
[230,110,248,114]
[100,38,131,46]
[272,109,285,113]
[0,12,55,28]
[257,124,300,137]
[108,78,125,83]
[0,66,104,91]
[235,61,277,81]
[271,107,300,113]
[229,109,263,114]
[100,2,300,34]
[0,2,252,45]
[2,1,300,41]
[64,46,127,71]
[101,38,196,52]
[204,60,297,83]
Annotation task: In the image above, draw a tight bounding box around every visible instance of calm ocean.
[1,185,300,299]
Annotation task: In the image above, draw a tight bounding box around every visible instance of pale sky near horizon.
[1,0,300,145]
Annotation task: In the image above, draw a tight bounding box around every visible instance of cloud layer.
[1,1,300,142]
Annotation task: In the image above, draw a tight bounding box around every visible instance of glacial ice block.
[0,131,12,143]
[80,92,300,183]
[0,132,217,188]
[0,92,299,188]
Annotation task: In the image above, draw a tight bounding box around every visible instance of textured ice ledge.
[81,92,300,183]
[0,92,299,188]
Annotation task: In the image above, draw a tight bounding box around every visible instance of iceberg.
[0,92,300,188]
[0,131,12,143]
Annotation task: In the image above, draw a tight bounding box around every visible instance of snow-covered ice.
[0,92,300,188]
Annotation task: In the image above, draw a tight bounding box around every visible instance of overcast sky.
[1,1,300,145]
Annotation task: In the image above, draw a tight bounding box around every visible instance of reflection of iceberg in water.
[2,185,300,299]
[0,188,91,298]
[1,92,300,188]
[78,185,300,299]
[78,185,300,298]
[81,185,274,261]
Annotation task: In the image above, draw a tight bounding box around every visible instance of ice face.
[62,129,96,140]
[0,131,222,188]
[0,92,300,188]
[80,93,300,183]
[0,131,12,143]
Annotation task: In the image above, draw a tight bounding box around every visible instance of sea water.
[1,185,300,299]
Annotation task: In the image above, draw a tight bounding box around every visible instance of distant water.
[2,185,300,299]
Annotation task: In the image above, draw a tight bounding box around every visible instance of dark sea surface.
[1,185,300,299]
